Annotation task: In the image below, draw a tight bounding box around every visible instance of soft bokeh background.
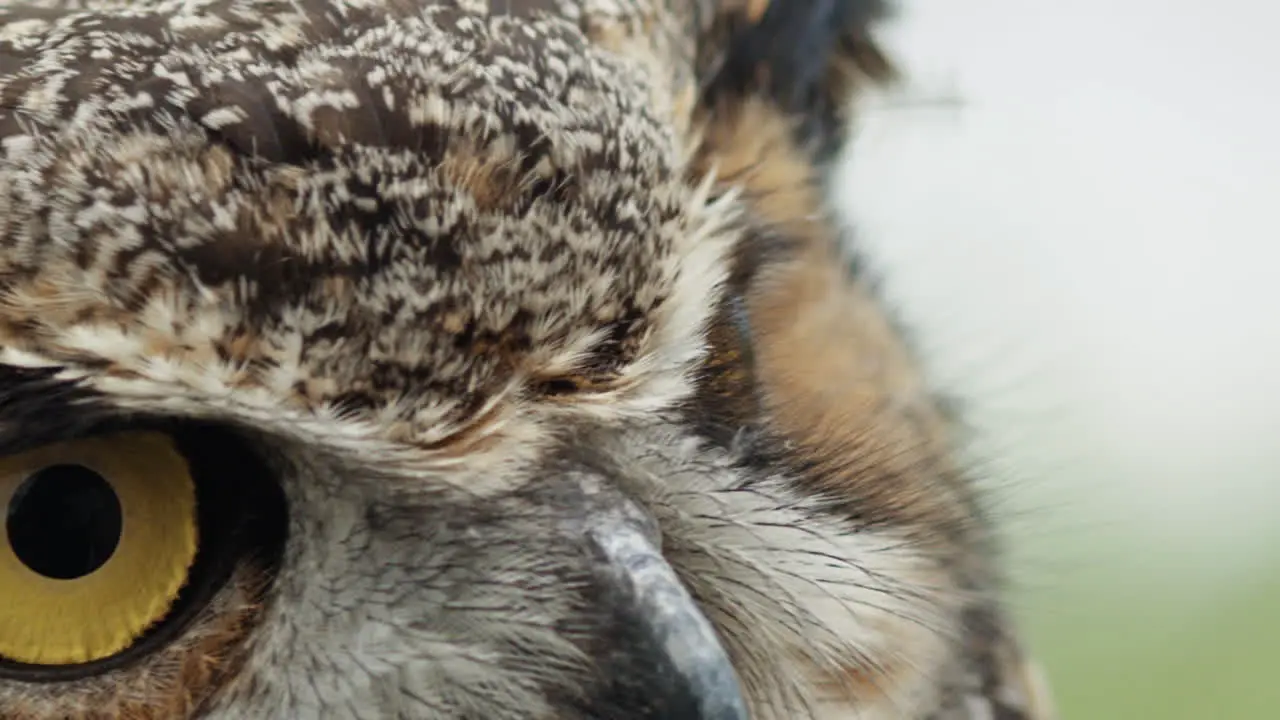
[835,1,1280,717]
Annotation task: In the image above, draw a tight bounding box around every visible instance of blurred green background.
[1017,549,1280,718]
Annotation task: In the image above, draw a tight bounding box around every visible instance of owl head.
[0,1,1053,718]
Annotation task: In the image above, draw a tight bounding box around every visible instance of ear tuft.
[700,0,899,162]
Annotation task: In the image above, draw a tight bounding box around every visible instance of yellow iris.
[0,432,197,665]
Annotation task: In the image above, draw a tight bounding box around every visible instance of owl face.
[0,1,1054,719]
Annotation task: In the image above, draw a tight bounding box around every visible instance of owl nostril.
[583,506,748,720]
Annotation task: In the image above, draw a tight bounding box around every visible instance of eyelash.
[0,421,287,684]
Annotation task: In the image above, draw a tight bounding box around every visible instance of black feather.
[0,364,113,453]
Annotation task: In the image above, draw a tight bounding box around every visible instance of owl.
[0,0,1055,718]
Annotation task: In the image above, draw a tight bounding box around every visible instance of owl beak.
[586,514,750,720]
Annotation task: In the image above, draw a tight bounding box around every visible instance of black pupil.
[6,464,122,580]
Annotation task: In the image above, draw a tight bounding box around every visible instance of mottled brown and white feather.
[0,1,1054,718]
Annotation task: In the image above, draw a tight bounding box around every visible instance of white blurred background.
[835,0,1280,716]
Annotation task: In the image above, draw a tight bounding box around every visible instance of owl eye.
[0,426,286,678]
[0,433,197,666]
